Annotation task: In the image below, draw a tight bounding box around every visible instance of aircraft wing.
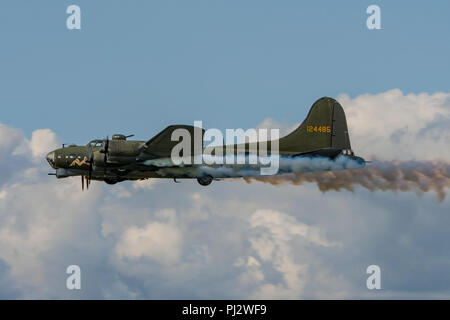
[139,125,205,158]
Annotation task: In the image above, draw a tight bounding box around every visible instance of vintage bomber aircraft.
[46,97,365,189]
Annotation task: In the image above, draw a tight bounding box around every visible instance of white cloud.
[250,209,339,248]
[29,129,61,161]
[115,219,182,265]
[0,89,450,299]
[0,178,104,297]
[338,89,450,160]
[240,209,339,299]
[132,179,161,190]
[255,89,450,161]
[256,118,299,138]
[0,124,29,179]
[0,124,24,152]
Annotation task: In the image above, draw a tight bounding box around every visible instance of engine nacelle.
[93,151,106,167]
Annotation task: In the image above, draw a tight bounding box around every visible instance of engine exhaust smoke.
[243,159,450,201]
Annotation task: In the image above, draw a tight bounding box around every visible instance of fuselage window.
[69,154,75,159]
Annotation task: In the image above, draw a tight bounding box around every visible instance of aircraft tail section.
[279,97,352,155]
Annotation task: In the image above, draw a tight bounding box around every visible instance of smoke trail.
[153,154,450,201]
[154,155,365,178]
[244,159,450,201]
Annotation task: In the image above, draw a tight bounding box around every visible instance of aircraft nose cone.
[46,151,56,169]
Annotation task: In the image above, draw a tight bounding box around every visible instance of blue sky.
[0,0,449,144]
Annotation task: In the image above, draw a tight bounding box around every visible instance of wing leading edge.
[139,125,205,158]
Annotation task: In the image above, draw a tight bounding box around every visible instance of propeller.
[101,136,109,176]
[82,136,109,191]
[101,136,109,154]
[86,143,94,190]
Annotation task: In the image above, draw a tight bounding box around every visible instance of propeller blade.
[101,136,109,154]
[81,175,84,191]
[103,136,109,176]
[87,144,94,188]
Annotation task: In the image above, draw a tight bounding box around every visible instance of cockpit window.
[88,140,103,147]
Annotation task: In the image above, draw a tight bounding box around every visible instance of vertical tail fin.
[279,97,352,155]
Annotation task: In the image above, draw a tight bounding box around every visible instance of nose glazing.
[46,151,56,169]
